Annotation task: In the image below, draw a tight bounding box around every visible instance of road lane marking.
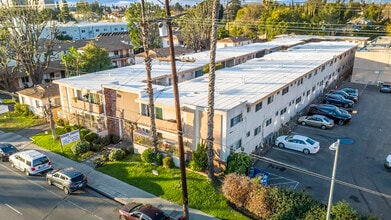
[5,203,23,215]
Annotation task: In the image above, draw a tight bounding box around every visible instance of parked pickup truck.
[249,167,269,186]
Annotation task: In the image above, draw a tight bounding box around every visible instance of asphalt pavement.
[1,124,218,220]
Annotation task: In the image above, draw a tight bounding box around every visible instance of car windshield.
[33,156,49,166]
[2,145,16,153]
[71,174,84,182]
[306,138,316,145]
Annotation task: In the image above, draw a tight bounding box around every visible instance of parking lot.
[253,82,391,219]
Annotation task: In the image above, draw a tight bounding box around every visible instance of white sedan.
[275,134,320,154]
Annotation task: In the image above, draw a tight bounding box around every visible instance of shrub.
[141,148,155,163]
[91,143,104,152]
[101,135,111,146]
[246,186,271,219]
[64,125,73,132]
[162,156,174,168]
[80,151,95,160]
[190,142,207,171]
[94,156,105,168]
[222,173,256,208]
[155,151,163,166]
[14,103,32,116]
[71,141,90,155]
[79,128,90,140]
[56,119,65,126]
[225,152,253,174]
[108,148,126,161]
[85,132,99,144]
[121,143,134,155]
[110,134,121,144]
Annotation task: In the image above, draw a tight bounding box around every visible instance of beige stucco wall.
[352,51,391,84]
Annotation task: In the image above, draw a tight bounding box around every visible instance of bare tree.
[206,0,220,183]
[0,2,58,87]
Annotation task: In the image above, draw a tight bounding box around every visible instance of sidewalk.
[1,127,218,220]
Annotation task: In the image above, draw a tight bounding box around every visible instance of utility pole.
[140,0,159,163]
[164,0,189,218]
[327,139,340,220]
[47,97,60,152]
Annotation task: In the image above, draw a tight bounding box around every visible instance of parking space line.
[5,203,22,215]
[272,147,316,159]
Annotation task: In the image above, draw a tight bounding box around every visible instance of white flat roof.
[140,41,358,110]
[54,38,305,91]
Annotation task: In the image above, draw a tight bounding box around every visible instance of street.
[0,162,121,220]
[253,84,391,219]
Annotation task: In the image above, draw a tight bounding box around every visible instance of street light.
[326,139,340,220]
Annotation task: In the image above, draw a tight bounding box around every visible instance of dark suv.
[322,93,354,108]
[46,167,88,195]
[329,90,358,102]
[307,104,351,125]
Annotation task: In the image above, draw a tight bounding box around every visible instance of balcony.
[137,115,177,132]
[71,99,103,114]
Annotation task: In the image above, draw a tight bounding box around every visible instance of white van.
[9,150,52,176]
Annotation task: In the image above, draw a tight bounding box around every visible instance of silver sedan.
[298,114,334,129]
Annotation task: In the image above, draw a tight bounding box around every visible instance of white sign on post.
[60,130,81,146]
[0,105,9,114]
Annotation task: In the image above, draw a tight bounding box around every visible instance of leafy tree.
[331,200,360,220]
[58,0,72,23]
[224,0,241,21]
[61,46,83,76]
[76,0,92,21]
[125,2,165,49]
[80,41,112,73]
[0,2,58,86]
[217,26,229,39]
[176,0,215,51]
[231,3,263,39]
[0,31,21,92]
[172,2,184,13]
[363,3,383,22]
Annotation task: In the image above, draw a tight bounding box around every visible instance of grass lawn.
[97,155,249,220]
[31,128,82,162]
[0,112,46,133]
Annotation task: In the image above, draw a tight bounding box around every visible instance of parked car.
[9,150,52,176]
[379,83,391,93]
[118,202,174,220]
[307,104,351,125]
[322,93,354,108]
[46,167,88,195]
[0,143,18,162]
[275,134,320,154]
[341,87,359,98]
[329,89,358,102]
[385,154,391,169]
[297,114,334,129]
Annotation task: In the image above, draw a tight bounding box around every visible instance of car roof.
[0,143,15,149]
[121,203,170,220]
[56,167,84,178]
[13,150,47,159]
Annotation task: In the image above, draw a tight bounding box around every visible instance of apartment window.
[312,86,316,92]
[254,125,261,136]
[266,118,272,126]
[307,90,310,96]
[255,102,262,111]
[141,104,150,116]
[308,73,312,79]
[247,131,250,137]
[95,29,100,32]
[230,113,243,127]
[282,87,289,95]
[296,96,302,104]
[21,76,29,83]
[114,51,119,56]
[267,95,274,104]
[275,111,279,116]
[155,107,163,119]
[247,106,250,112]
[230,139,242,150]
[81,30,86,33]
[280,107,287,115]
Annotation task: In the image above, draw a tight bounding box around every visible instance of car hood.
[339,109,351,118]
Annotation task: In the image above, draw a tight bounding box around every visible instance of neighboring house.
[42,21,129,40]
[216,36,253,49]
[103,41,358,165]
[161,31,185,48]
[16,83,60,117]
[351,36,391,85]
